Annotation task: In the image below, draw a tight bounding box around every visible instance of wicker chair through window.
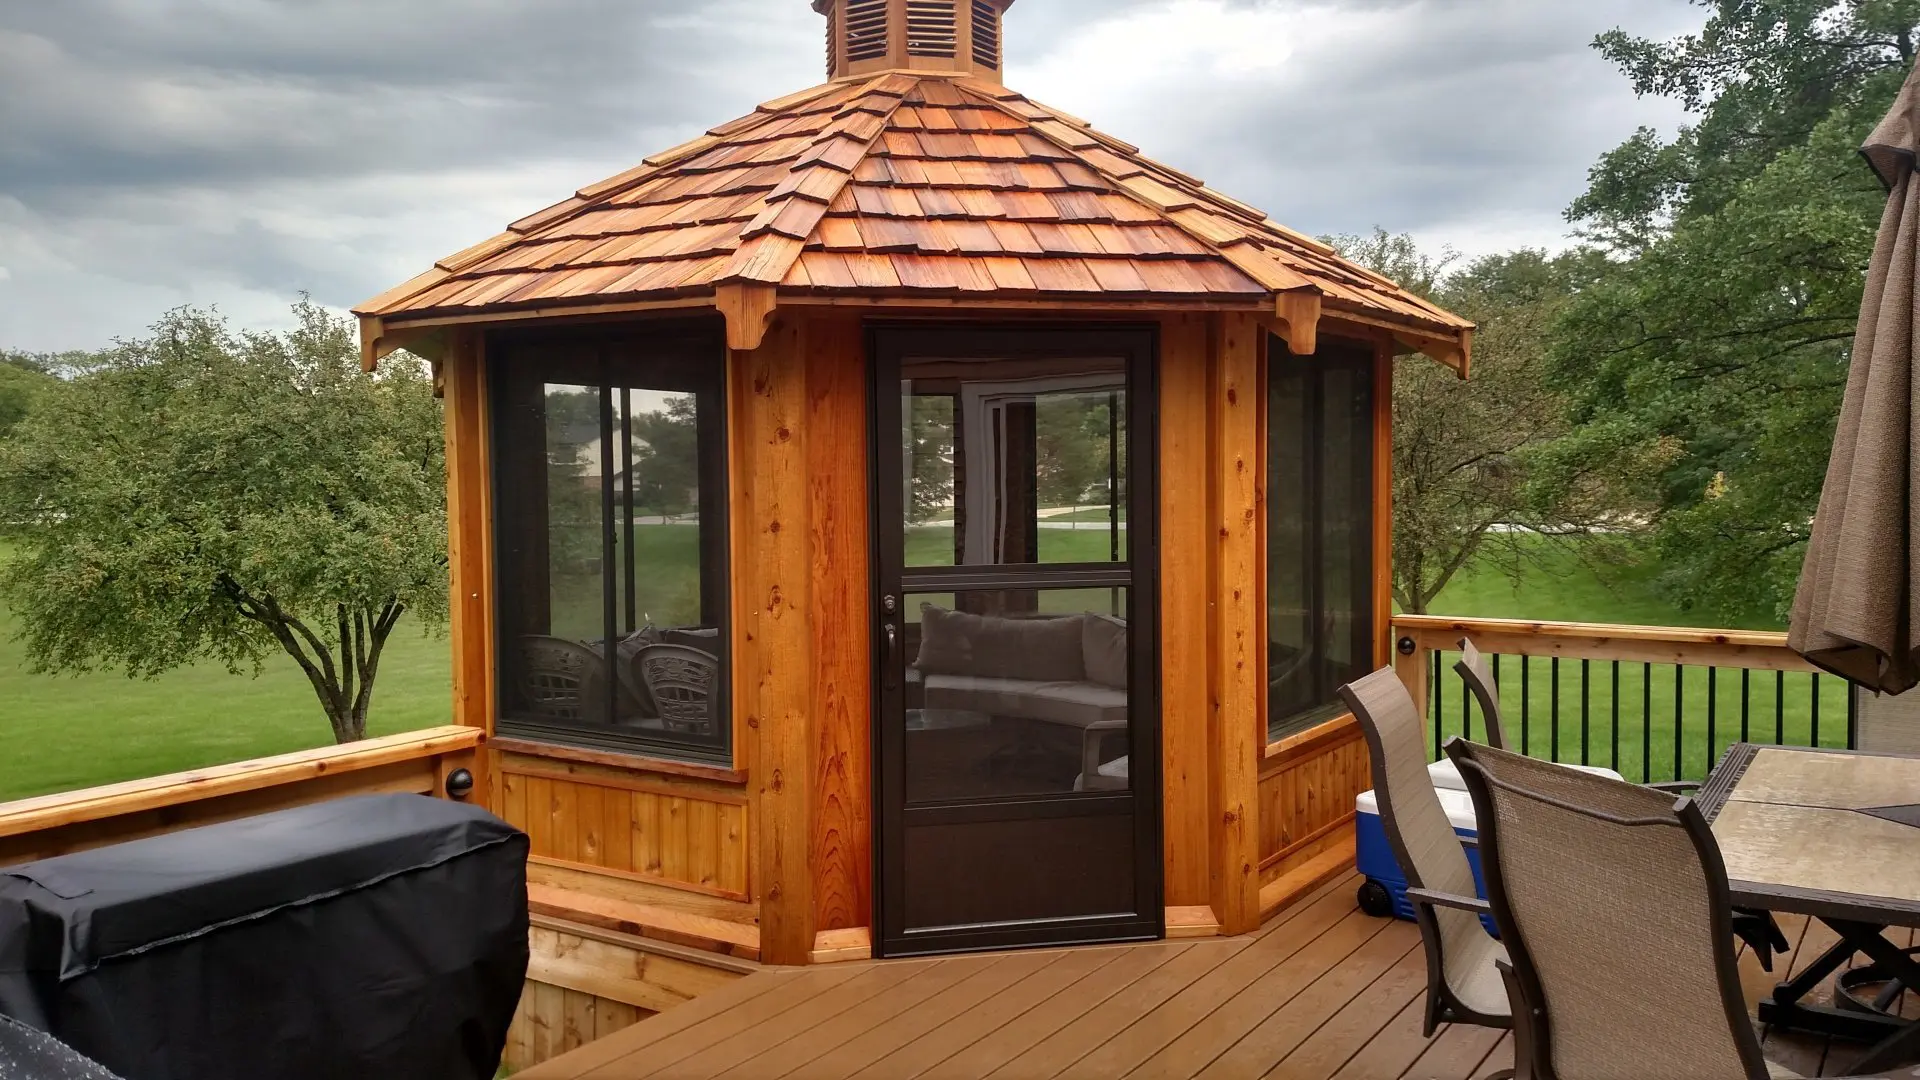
[516,635,605,723]
[1445,737,1920,1080]
[634,643,718,735]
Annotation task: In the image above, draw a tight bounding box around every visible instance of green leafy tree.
[1035,395,1117,510]
[1548,0,1914,620]
[0,303,448,743]
[629,396,701,518]
[906,396,954,525]
[1331,232,1653,613]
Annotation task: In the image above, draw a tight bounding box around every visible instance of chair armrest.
[1406,886,1490,915]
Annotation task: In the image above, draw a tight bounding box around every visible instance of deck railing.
[1391,615,1849,783]
[0,724,485,866]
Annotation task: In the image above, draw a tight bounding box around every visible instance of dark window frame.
[1266,335,1377,744]
[488,321,734,765]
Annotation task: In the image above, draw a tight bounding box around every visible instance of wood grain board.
[514,874,1530,1080]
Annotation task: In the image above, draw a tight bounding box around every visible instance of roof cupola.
[814,0,1013,82]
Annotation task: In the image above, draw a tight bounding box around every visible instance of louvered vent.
[845,0,888,62]
[905,0,957,59]
[825,0,839,75]
[971,0,999,67]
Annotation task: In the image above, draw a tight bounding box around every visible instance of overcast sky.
[0,0,1702,352]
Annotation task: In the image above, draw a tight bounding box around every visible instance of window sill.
[1262,712,1361,772]
[490,736,746,785]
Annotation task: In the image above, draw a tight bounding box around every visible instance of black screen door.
[871,325,1161,957]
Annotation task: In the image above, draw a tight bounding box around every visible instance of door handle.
[883,622,901,690]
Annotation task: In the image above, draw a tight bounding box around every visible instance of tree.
[1330,232,1645,614]
[1549,0,1913,620]
[628,396,701,518]
[0,303,448,743]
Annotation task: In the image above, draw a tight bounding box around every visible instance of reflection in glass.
[901,357,1126,568]
[1267,343,1376,741]
[494,343,730,761]
[901,589,1130,802]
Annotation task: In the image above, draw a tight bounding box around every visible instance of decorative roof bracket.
[716,283,781,352]
[1272,289,1322,357]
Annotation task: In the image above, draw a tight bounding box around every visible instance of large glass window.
[1267,338,1377,742]
[493,328,731,763]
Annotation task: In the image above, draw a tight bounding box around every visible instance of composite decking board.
[1057,880,1363,1079]
[1122,907,1393,1078]
[978,939,1249,1079]
[913,943,1195,1080]
[842,947,1126,1080]
[623,961,937,1080]
[780,949,1061,1080]
[707,958,999,1080]
[535,873,1873,1080]
[1259,935,1428,1080]
[1397,1017,1507,1080]
[1325,996,1431,1080]
[1190,918,1419,1080]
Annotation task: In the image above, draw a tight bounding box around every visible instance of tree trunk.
[216,578,402,744]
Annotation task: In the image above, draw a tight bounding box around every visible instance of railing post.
[1394,627,1430,728]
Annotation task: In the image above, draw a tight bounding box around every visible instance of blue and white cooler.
[1355,757,1622,933]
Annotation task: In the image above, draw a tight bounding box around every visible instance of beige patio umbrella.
[1789,57,1920,693]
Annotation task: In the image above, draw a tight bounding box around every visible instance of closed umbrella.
[1789,57,1920,693]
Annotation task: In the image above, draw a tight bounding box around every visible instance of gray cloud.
[0,0,1699,351]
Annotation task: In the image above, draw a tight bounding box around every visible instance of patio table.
[1698,743,1920,1072]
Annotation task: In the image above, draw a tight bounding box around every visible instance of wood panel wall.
[501,918,749,1072]
[1257,723,1369,894]
[497,752,750,900]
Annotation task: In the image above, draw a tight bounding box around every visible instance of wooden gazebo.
[357,0,1471,970]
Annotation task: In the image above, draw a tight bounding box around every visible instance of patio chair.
[634,643,718,735]
[516,635,606,723]
[1338,668,1511,1041]
[1452,635,1789,970]
[1444,737,1920,1080]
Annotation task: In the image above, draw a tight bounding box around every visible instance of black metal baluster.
[1707,667,1718,768]
[1775,670,1786,744]
[1848,684,1859,750]
[1673,666,1685,782]
[1521,657,1532,757]
[1642,662,1652,784]
[1580,658,1591,766]
[1462,661,1472,743]
[1740,669,1751,745]
[1812,674,1822,748]
[1431,650,1442,760]
[1611,661,1621,770]
[1551,657,1561,763]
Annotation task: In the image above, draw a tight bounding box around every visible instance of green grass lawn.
[1421,538,1845,781]
[0,539,450,802]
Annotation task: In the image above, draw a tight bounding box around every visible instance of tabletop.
[1698,743,1920,928]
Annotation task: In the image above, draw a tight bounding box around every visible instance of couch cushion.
[915,604,1086,683]
[1083,615,1128,689]
[923,673,1128,729]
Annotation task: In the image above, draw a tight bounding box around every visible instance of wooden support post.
[1394,635,1431,721]
[443,329,496,755]
[806,313,871,936]
[1158,313,1212,910]
[738,313,817,965]
[1207,311,1265,935]
[1373,338,1394,670]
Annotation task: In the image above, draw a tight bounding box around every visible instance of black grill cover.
[0,794,529,1080]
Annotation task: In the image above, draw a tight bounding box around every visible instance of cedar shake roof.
[356,70,1472,357]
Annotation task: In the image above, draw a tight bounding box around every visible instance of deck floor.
[518,873,1901,1079]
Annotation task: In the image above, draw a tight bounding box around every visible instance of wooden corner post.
[1207,312,1265,935]
[738,312,818,965]
[442,326,495,810]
